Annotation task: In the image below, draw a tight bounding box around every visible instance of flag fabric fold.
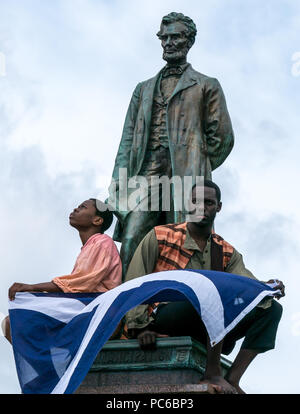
[8,269,280,394]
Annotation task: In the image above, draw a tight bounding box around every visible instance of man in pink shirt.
[3,199,122,342]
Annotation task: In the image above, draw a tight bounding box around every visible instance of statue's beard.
[162,47,189,64]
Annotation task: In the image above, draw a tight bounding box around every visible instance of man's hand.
[8,283,33,301]
[8,281,62,301]
[137,329,169,350]
[128,328,168,349]
[264,279,285,299]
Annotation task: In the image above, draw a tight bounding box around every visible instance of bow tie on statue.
[162,65,184,78]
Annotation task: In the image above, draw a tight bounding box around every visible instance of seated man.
[124,180,284,394]
[3,198,122,342]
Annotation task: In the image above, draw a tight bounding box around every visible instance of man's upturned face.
[189,186,222,226]
[69,200,101,230]
[159,22,191,64]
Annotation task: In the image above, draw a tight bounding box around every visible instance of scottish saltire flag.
[8,269,280,394]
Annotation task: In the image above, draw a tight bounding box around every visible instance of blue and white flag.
[8,269,280,394]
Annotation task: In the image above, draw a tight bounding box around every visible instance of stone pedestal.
[75,336,232,394]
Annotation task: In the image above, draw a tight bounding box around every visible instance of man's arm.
[8,282,62,301]
[226,249,285,301]
[203,78,234,171]
[125,228,159,282]
[225,249,257,280]
[124,229,160,335]
[125,229,169,348]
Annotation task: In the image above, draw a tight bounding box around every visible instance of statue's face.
[159,21,191,64]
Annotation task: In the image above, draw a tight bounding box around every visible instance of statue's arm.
[112,82,143,179]
[202,78,234,170]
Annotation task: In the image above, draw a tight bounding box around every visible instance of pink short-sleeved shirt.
[52,233,122,293]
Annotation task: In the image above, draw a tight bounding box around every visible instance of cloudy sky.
[0,0,299,394]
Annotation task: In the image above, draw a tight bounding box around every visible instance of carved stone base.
[75,336,232,394]
[76,383,220,394]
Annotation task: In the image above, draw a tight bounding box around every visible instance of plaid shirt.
[124,223,259,333]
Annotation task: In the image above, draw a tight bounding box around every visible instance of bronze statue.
[108,12,234,278]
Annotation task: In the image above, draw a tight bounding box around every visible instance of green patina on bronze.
[108,12,234,277]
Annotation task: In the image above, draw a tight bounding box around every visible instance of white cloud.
[0,0,299,394]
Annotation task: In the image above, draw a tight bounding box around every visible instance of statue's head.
[156,12,197,64]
